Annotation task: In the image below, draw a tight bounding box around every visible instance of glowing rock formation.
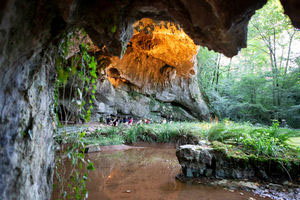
[107,18,198,89]
[102,19,209,120]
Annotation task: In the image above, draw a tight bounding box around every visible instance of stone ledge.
[176,143,300,184]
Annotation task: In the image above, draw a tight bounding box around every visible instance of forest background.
[197,0,300,128]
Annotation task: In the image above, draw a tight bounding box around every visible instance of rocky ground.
[176,142,300,200]
[176,174,300,200]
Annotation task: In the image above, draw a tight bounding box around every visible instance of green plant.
[236,121,299,157]
[206,123,233,142]
[54,28,98,200]
[124,124,146,143]
[84,134,124,146]
[54,131,95,200]
[200,120,299,158]
[197,1,300,129]
[55,28,97,124]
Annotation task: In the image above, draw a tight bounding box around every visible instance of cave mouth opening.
[53,17,207,125]
[53,17,209,127]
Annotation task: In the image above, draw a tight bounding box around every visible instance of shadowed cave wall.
[0,0,299,199]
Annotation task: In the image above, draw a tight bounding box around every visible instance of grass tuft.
[56,120,300,159]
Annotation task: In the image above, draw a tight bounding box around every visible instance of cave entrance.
[54,18,207,127]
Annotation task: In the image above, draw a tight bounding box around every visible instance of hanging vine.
[55,29,97,124]
[53,28,97,200]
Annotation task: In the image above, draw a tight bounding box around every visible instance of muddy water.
[53,143,268,200]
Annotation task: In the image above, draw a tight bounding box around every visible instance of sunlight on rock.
[107,18,198,88]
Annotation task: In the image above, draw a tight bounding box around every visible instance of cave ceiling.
[58,0,300,88]
[60,0,299,58]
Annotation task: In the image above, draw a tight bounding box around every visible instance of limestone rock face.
[176,144,300,183]
[0,59,55,199]
[59,21,209,121]
[0,1,59,199]
[91,79,200,121]
[58,0,300,57]
[73,0,270,57]
[95,19,209,121]
[0,46,56,199]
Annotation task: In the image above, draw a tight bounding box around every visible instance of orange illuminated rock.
[107,18,198,89]
[101,19,209,120]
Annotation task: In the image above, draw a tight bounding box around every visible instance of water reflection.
[53,143,268,200]
[86,144,265,200]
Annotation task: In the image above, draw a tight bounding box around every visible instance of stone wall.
[0,49,56,200]
[91,78,205,122]
[0,1,60,199]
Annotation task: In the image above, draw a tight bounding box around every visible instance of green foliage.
[55,28,98,124]
[94,125,121,136]
[54,130,94,200]
[204,120,299,158]
[59,122,205,145]
[238,121,299,157]
[197,0,300,128]
[110,25,117,33]
[54,28,98,200]
[124,124,146,143]
[206,123,236,142]
[123,123,193,143]
[60,121,299,161]
[84,134,124,146]
[197,46,219,90]
[288,137,300,147]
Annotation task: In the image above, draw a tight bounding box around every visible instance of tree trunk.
[267,36,276,107]
[284,30,295,74]
[215,54,221,91]
[227,58,232,78]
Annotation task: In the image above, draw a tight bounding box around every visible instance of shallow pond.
[53,143,268,200]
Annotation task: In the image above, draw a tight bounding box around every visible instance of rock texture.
[0,52,56,199]
[73,0,270,57]
[59,23,209,121]
[0,1,59,199]
[91,19,209,121]
[176,144,300,183]
[91,79,201,121]
[60,0,300,57]
[0,0,299,199]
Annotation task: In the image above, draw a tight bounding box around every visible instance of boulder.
[176,144,300,183]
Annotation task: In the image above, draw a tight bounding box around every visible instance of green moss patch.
[213,141,298,163]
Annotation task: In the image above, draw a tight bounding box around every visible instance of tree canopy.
[197,0,300,128]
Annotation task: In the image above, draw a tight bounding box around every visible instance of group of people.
[105,116,133,126]
[104,116,152,126]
